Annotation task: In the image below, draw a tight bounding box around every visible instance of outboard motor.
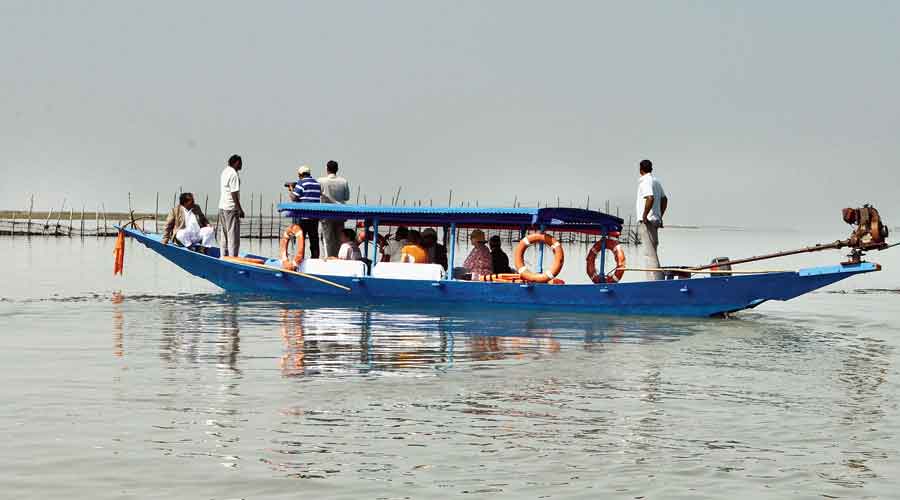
[842,205,889,251]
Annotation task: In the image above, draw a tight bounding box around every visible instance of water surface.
[1,230,898,499]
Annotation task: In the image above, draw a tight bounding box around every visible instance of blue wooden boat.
[120,203,882,317]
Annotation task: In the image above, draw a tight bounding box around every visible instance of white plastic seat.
[371,262,445,281]
[297,258,367,277]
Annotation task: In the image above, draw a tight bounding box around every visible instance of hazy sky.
[2,1,898,228]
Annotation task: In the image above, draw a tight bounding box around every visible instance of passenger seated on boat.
[463,229,492,279]
[400,230,429,263]
[421,228,448,270]
[489,235,513,274]
[333,228,362,261]
[383,226,409,262]
[161,192,215,249]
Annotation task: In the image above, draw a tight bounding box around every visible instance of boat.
[117,202,889,317]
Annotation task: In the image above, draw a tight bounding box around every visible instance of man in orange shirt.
[400,230,429,263]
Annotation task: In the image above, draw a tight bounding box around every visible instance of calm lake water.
[1,228,899,499]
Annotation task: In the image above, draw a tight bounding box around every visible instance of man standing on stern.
[287,165,322,259]
[318,160,350,258]
[636,159,668,280]
[218,154,245,257]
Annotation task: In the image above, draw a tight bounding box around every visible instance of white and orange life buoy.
[279,224,305,270]
[513,233,565,283]
[586,238,626,283]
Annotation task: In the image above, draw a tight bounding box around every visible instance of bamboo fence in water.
[0,191,641,245]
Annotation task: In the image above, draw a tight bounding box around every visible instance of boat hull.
[124,228,879,317]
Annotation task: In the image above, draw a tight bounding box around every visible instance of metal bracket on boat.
[274,272,284,278]
[680,285,690,293]
[598,287,611,294]
[352,278,363,283]
[237,270,248,276]
[431,282,443,288]
[520,283,534,289]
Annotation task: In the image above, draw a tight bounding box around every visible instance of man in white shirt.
[218,154,246,257]
[317,160,350,258]
[635,159,668,280]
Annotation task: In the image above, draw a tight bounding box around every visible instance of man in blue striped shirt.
[286,165,322,259]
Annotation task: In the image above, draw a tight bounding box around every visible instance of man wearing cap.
[287,165,322,259]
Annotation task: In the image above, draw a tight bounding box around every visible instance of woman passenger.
[400,230,429,263]
[463,229,492,279]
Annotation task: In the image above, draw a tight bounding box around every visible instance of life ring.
[279,224,305,270]
[513,233,565,283]
[586,238,626,283]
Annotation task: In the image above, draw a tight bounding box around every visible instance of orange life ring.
[513,233,565,283]
[279,224,305,270]
[586,238,626,283]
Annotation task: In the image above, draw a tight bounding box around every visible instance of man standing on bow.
[318,160,350,258]
[636,159,668,280]
[287,165,322,259]
[218,154,245,257]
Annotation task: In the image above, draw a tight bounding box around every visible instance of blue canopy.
[277,203,623,233]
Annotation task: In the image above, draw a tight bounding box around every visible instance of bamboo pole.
[80,205,85,238]
[53,198,66,235]
[623,267,793,275]
[258,192,263,239]
[95,206,100,237]
[27,194,34,234]
[204,194,209,216]
[270,202,274,238]
[44,208,53,233]
[155,192,160,233]
[68,208,74,236]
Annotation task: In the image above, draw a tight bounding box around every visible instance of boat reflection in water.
[272,302,700,377]
[112,293,703,376]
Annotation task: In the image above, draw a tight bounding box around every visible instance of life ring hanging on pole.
[513,233,565,283]
[280,224,305,270]
[586,238,626,283]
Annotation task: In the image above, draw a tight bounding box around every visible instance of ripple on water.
[2,288,899,498]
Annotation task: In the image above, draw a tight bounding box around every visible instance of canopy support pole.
[371,218,380,275]
[363,219,370,260]
[538,224,546,273]
[448,222,457,280]
[598,229,607,284]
